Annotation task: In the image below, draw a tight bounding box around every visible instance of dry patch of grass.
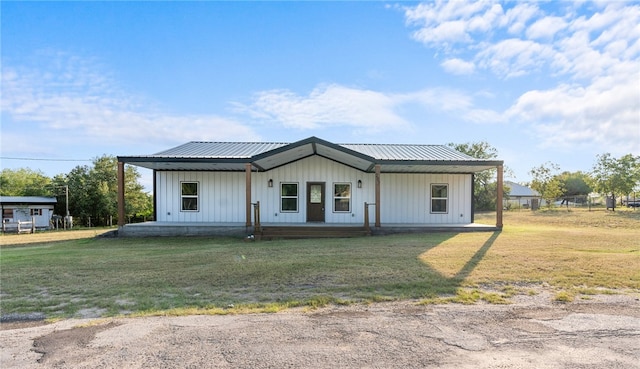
[1,209,638,320]
[1,228,113,247]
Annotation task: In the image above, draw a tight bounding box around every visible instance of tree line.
[448,143,640,211]
[0,155,152,227]
[528,153,640,209]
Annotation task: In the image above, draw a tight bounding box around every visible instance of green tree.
[591,153,640,209]
[529,162,565,208]
[57,155,151,226]
[448,141,509,211]
[557,171,592,205]
[0,168,52,196]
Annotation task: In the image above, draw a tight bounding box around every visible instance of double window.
[281,183,299,212]
[431,184,448,213]
[30,209,43,216]
[333,183,351,212]
[181,182,199,211]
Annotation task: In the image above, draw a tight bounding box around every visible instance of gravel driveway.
[1,291,639,369]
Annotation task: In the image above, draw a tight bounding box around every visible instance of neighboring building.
[504,181,541,209]
[1,196,57,230]
[117,136,505,237]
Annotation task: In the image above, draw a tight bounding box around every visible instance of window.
[431,184,448,213]
[31,209,43,216]
[281,183,298,212]
[3,208,13,220]
[333,183,351,212]
[181,182,199,211]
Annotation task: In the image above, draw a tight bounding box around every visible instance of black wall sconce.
[268,179,273,187]
[357,179,362,188]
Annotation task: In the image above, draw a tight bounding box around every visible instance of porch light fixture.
[357,180,362,188]
[268,179,273,187]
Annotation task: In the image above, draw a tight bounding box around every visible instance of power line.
[0,157,92,162]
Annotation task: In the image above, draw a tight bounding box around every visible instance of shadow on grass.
[406,230,501,300]
[453,231,500,282]
[345,231,502,301]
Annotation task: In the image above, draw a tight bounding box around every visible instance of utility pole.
[65,185,70,230]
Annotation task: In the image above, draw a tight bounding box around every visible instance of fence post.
[32,216,35,233]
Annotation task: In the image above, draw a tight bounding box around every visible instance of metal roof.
[119,136,502,173]
[0,196,57,204]
[505,181,540,197]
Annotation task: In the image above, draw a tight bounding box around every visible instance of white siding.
[155,156,473,224]
[3,206,55,228]
[156,171,246,222]
[252,155,375,224]
[380,173,472,224]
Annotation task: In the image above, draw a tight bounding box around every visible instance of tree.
[448,141,509,211]
[557,171,592,205]
[529,162,565,208]
[591,153,640,209]
[58,155,151,226]
[0,168,52,196]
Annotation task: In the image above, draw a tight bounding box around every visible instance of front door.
[306,182,325,222]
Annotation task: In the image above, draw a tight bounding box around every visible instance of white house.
[117,137,504,237]
[1,196,57,231]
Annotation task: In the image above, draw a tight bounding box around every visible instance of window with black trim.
[181,182,199,211]
[333,183,351,212]
[281,183,298,212]
[431,184,448,213]
[30,209,43,216]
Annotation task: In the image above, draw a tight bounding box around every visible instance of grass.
[1,208,638,319]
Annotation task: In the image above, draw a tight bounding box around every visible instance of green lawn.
[1,209,639,318]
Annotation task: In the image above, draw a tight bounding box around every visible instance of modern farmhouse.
[117,136,504,237]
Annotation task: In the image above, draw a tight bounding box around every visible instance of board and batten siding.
[251,155,375,224]
[380,173,472,224]
[155,171,246,222]
[155,155,473,225]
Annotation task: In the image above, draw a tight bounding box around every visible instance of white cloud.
[1,52,259,155]
[236,84,479,134]
[476,38,556,77]
[526,16,567,40]
[403,1,640,154]
[441,58,476,75]
[238,84,411,133]
[405,0,506,47]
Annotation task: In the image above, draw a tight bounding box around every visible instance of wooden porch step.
[258,226,370,240]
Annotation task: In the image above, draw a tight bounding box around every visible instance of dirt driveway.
[1,291,639,369]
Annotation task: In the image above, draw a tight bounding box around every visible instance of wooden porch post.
[375,164,381,228]
[496,164,504,229]
[245,163,252,227]
[117,161,125,227]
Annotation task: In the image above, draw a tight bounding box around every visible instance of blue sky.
[2,1,639,190]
